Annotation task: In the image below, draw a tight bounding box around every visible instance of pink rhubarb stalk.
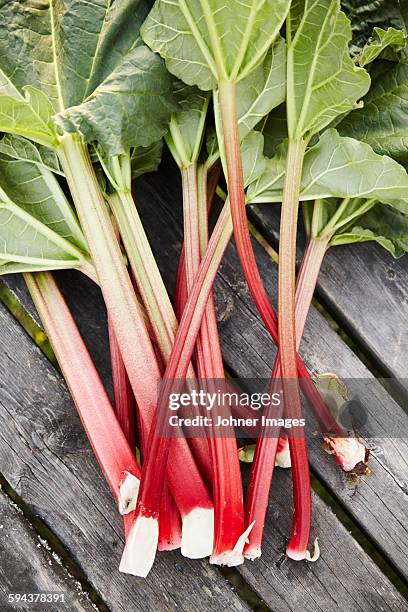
[108,318,135,450]
[24,272,141,516]
[277,138,311,562]
[184,162,245,566]
[123,200,234,575]
[217,82,314,561]
[57,136,211,574]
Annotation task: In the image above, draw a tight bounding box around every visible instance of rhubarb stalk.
[278,138,314,561]
[108,319,136,450]
[57,136,211,571]
[184,162,246,566]
[107,164,212,485]
[56,134,161,419]
[24,272,140,516]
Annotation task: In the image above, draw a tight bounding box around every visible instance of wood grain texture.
[248,203,408,380]
[0,488,94,612]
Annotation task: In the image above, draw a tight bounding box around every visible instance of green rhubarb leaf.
[286,0,370,140]
[0,1,176,154]
[166,81,210,167]
[0,152,86,251]
[358,27,406,67]
[0,198,85,269]
[257,104,288,157]
[331,204,408,257]
[130,140,164,179]
[0,134,62,175]
[341,0,405,56]
[248,129,408,208]
[57,45,176,154]
[0,259,78,275]
[141,0,290,90]
[241,131,266,188]
[0,87,57,147]
[338,62,408,167]
[236,38,286,139]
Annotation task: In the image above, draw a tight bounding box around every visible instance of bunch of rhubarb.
[0,0,407,578]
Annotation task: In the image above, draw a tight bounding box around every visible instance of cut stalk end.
[243,545,262,561]
[275,436,291,468]
[323,436,369,474]
[118,471,140,515]
[287,537,320,562]
[181,507,214,559]
[119,516,158,577]
[211,521,255,566]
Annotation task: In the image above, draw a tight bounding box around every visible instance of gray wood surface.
[248,203,408,381]
[0,488,94,612]
[0,157,406,610]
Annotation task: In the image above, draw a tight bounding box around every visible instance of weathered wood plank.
[0,302,249,612]
[239,467,406,612]
[248,203,408,381]
[0,488,95,612]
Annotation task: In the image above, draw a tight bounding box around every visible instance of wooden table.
[0,157,407,611]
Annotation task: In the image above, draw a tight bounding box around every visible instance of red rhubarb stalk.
[185,162,246,566]
[108,318,136,450]
[277,138,313,561]
[57,137,210,572]
[107,184,212,484]
[244,223,330,560]
[57,135,160,425]
[24,272,141,516]
[122,200,233,575]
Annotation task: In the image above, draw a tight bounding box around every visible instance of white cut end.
[118,471,140,515]
[275,439,291,468]
[287,538,320,562]
[211,521,256,567]
[181,507,214,559]
[119,516,158,577]
[244,545,262,561]
[323,436,367,473]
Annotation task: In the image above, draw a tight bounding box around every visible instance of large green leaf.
[236,38,286,139]
[0,199,85,269]
[338,62,408,167]
[286,0,370,140]
[241,131,266,188]
[0,154,86,251]
[141,0,290,90]
[0,87,57,147]
[0,137,87,271]
[341,0,405,55]
[131,140,163,179]
[0,1,175,154]
[0,134,62,175]
[248,129,408,207]
[165,81,210,167]
[331,203,408,257]
[358,27,406,66]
